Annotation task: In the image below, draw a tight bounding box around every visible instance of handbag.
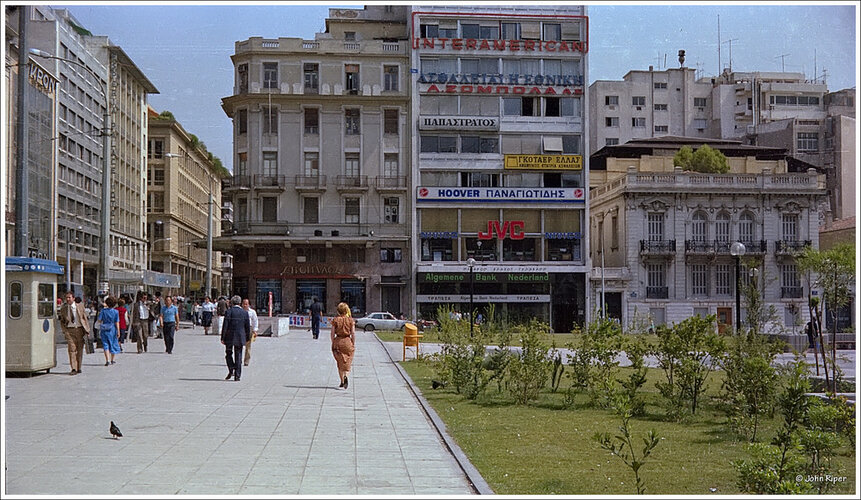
[85,334,95,354]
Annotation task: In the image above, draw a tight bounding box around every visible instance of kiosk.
[5,257,63,374]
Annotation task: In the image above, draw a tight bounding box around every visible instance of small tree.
[594,395,661,495]
[673,145,694,170]
[505,321,551,405]
[690,144,730,173]
[719,334,781,441]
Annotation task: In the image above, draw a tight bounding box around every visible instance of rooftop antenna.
[655,53,662,69]
[814,49,817,83]
[695,60,704,80]
[722,38,739,72]
[775,53,790,72]
[717,14,721,76]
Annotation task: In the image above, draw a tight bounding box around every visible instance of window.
[262,152,278,177]
[263,62,278,89]
[384,65,398,91]
[383,153,399,177]
[716,212,731,243]
[345,108,360,135]
[380,248,402,263]
[781,263,801,290]
[345,198,360,224]
[262,106,277,134]
[384,109,398,135]
[461,23,479,39]
[148,191,164,212]
[611,215,619,249]
[501,22,520,40]
[344,31,356,41]
[632,96,646,106]
[342,247,365,263]
[694,118,707,130]
[304,63,319,93]
[9,282,22,319]
[238,63,248,93]
[605,117,620,127]
[304,108,319,134]
[261,197,277,223]
[605,138,619,146]
[303,197,318,223]
[605,95,619,106]
[237,109,247,135]
[694,97,708,107]
[692,211,708,241]
[384,197,399,224]
[37,283,55,319]
[236,197,248,223]
[420,135,457,153]
[648,263,666,288]
[739,212,755,243]
[781,213,799,241]
[304,152,319,176]
[691,264,708,296]
[420,24,438,38]
[152,167,165,186]
[479,26,499,39]
[797,132,818,152]
[654,82,667,89]
[345,64,360,93]
[236,152,247,177]
[654,103,668,111]
[461,136,499,154]
[632,117,646,127]
[462,172,498,187]
[543,23,561,41]
[648,213,664,241]
[654,125,668,133]
[148,139,163,159]
[770,95,819,106]
[344,153,360,177]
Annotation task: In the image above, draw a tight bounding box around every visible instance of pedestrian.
[131,291,151,353]
[805,320,819,355]
[96,295,121,366]
[330,302,356,389]
[242,298,259,366]
[160,295,179,354]
[221,295,251,382]
[58,291,91,375]
[193,301,201,326]
[116,298,129,351]
[310,296,323,339]
[201,296,216,335]
[150,291,163,339]
[216,296,229,336]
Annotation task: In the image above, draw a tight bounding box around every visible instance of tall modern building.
[410,5,590,331]
[219,6,412,316]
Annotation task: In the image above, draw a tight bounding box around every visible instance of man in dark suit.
[221,295,251,381]
[310,297,323,339]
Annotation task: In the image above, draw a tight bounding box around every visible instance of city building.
[4,6,58,262]
[410,5,590,332]
[83,35,158,294]
[218,6,411,316]
[146,107,224,299]
[589,136,827,333]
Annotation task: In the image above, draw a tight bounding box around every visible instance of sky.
[50,1,858,174]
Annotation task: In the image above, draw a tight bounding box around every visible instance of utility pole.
[14,6,30,257]
[205,174,213,299]
[776,53,790,72]
[722,38,739,73]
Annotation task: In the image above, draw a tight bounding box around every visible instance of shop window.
[503,238,538,261]
[464,238,497,261]
[340,280,366,316]
[296,280,324,313]
[421,238,454,262]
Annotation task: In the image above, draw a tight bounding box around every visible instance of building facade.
[219,6,412,316]
[589,137,827,333]
[410,5,590,332]
[147,108,223,299]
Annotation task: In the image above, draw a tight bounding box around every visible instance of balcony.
[335,175,370,192]
[646,286,669,299]
[223,175,252,192]
[375,176,408,192]
[685,240,715,254]
[232,220,290,236]
[253,174,286,191]
[775,240,811,255]
[294,175,327,192]
[640,239,676,256]
[781,286,803,299]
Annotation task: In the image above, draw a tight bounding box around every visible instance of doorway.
[717,307,732,335]
[381,286,401,317]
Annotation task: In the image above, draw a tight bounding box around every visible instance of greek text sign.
[419,115,498,131]
[504,154,583,171]
[417,187,584,203]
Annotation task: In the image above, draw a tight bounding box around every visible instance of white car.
[354,312,412,332]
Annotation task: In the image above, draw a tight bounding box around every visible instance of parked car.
[354,312,413,332]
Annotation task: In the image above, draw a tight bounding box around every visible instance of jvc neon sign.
[478,220,525,240]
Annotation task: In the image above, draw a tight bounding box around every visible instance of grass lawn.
[375,329,582,347]
[400,360,857,495]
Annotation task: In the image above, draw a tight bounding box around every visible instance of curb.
[374,334,494,495]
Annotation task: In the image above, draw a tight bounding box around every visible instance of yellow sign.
[189,280,201,291]
[504,154,582,170]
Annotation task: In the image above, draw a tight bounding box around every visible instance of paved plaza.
[3,322,479,495]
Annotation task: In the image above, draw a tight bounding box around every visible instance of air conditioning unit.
[331,230,340,237]
[314,230,323,237]
[636,106,642,111]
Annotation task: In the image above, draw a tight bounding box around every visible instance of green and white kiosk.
[5,257,63,374]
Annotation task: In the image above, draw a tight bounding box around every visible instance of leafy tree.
[673,144,730,173]
[719,334,781,441]
[505,321,551,405]
[673,145,694,170]
[157,110,175,120]
[566,315,625,410]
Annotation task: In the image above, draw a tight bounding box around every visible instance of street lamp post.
[730,241,746,334]
[61,225,83,293]
[149,237,172,272]
[30,48,111,293]
[467,257,476,337]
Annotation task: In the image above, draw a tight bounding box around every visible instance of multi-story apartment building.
[219,6,412,316]
[589,136,826,332]
[147,107,223,299]
[83,35,158,292]
[4,6,58,262]
[411,5,590,332]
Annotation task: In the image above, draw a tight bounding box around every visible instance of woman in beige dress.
[330,302,356,389]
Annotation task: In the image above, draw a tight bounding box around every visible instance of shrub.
[718,334,781,441]
[434,305,492,400]
[505,321,551,405]
[618,336,649,416]
[567,316,625,409]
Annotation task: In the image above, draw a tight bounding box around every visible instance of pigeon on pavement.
[110,421,122,439]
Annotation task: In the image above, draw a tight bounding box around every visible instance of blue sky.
[57,2,858,173]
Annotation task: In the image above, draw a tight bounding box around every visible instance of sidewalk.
[3,324,477,495]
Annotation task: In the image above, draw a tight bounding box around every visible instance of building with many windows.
[218,6,412,316]
[411,5,590,331]
[589,136,826,332]
[147,107,224,299]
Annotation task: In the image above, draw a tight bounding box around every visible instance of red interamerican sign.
[478,220,525,240]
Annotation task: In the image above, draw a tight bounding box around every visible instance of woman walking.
[201,296,216,335]
[97,295,121,366]
[160,296,179,354]
[330,302,356,389]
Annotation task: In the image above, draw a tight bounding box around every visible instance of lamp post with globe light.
[730,241,746,334]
